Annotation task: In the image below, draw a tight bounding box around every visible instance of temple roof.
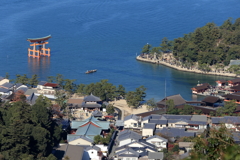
[27,35,51,43]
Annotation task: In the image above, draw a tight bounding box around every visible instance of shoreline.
[136,56,239,78]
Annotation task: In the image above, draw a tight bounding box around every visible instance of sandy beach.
[136,56,238,78]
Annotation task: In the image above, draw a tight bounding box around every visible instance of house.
[224,116,240,131]
[0,77,9,85]
[92,110,103,118]
[216,80,228,87]
[68,116,110,143]
[157,94,186,109]
[179,142,194,153]
[188,115,208,130]
[141,116,150,127]
[148,152,164,160]
[146,135,168,150]
[155,128,195,140]
[117,130,142,147]
[0,87,12,96]
[149,119,168,128]
[228,78,240,86]
[124,114,141,129]
[81,94,102,110]
[142,123,156,137]
[211,117,225,128]
[125,139,156,151]
[67,135,93,146]
[53,144,88,160]
[168,119,189,128]
[201,96,221,107]
[67,98,84,108]
[191,83,210,94]
[114,147,140,160]
[85,146,103,160]
[0,82,14,90]
[223,92,240,104]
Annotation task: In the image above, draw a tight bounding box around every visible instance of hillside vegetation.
[144,18,240,67]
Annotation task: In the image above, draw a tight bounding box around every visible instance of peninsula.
[137,18,240,78]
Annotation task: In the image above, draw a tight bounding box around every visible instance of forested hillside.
[146,18,240,67]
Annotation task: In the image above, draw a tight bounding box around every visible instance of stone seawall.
[136,56,238,78]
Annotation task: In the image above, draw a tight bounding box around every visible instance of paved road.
[114,107,122,120]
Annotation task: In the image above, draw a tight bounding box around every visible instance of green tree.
[166,99,178,114]
[142,43,151,54]
[189,125,240,160]
[28,74,39,88]
[160,37,173,53]
[55,74,64,87]
[106,104,115,115]
[63,79,76,94]
[5,72,9,79]
[15,74,29,85]
[93,135,103,144]
[76,84,86,96]
[47,76,55,83]
[116,85,126,99]
[146,98,157,111]
[125,86,146,108]
[180,104,194,115]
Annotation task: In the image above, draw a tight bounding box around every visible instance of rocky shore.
[136,55,238,78]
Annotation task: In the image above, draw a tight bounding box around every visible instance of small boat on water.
[85,69,97,74]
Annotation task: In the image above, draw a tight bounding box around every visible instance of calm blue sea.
[0,0,239,101]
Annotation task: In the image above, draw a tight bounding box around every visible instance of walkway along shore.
[136,56,239,78]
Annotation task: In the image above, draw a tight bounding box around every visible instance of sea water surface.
[0,0,239,101]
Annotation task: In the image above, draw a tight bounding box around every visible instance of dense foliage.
[0,96,61,160]
[189,125,240,160]
[145,18,240,66]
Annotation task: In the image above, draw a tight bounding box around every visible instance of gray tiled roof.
[143,123,156,129]
[116,147,139,157]
[25,89,37,95]
[188,121,207,125]
[224,116,240,124]
[211,117,224,124]
[85,145,100,151]
[92,110,103,117]
[157,94,186,106]
[149,119,168,125]
[168,119,189,123]
[148,152,164,159]
[126,139,156,149]
[15,83,23,89]
[0,88,10,93]
[163,115,192,120]
[0,76,4,81]
[84,94,101,102]
[38,81,47,85]
[67,135,94,143]
[124,114,140,121]
[191,115,207,122]
[15,87,28,93]
[54,144,84,160]
[118,130,141,141]
[1,82,14,89]
[81,102,101,108]
[155,128,195,138]
[26,93,38,105]
[142,115,150,121]
[150,114,162,119]
[146,135,168,142]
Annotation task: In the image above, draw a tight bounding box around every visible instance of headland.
[136,55,238,78]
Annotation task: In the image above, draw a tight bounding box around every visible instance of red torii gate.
[27,35,51,58]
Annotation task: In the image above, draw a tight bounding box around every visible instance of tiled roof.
[148,152,164,159]
[0,76,4,81]
[71,116,109,129]
[85,145,101,151]
[15,87,28,93]
[67,135,93,143]
[0,88,10,93]
[224,116,240,124]
[146,135,168,142]
[143,123,156,129]
[191,115,207,122]
[157,94,186,106]
[188,121,207,125]
[124,114,140,121]
[118,130,141,141]
[0,82,14,89]
[81,102,102,108]
[38,81,47,85]
[211,117,224,124]
[149,119,168,125]
[75,124,102,137]
[84,94,101,102]
[116,147,139,157]
[168,119,189,123]
[43,82,58,87]
[155,128,195,138]
[163,115,192,120]
[92,110,103,117]
[202,96,220,104]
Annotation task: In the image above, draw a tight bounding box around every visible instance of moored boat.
[85,69,97,74]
